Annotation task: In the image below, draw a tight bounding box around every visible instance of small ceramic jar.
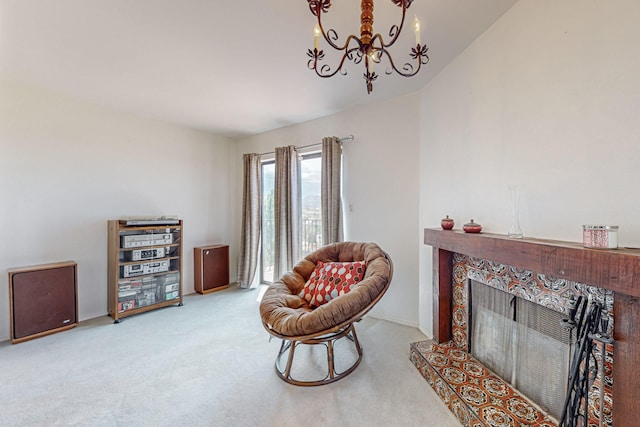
[463,219,482,233]
[441,215,454,230]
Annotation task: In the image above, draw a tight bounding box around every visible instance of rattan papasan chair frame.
[259,242,393,386]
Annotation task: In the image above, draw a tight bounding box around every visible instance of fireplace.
[470,280,572,420]
[411,229,639,427]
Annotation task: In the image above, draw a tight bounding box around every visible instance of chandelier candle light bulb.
[414,16,421,45]
[314,23,321,50]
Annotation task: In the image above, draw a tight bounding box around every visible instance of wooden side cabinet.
[194,244,229,294]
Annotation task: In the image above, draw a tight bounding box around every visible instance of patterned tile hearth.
[424,253,614,427]
[410,340,557,427]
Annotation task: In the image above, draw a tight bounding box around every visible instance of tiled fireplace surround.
[412,229,640,427]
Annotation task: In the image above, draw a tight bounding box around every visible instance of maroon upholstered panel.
[10,262,77,342]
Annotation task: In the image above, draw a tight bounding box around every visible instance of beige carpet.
[0,285,460,427]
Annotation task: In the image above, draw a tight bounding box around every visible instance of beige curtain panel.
[273,145,300,280]
[321,136,343,245]
[237,153,261,288]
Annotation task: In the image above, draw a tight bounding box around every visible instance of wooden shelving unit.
[107,219,183,323]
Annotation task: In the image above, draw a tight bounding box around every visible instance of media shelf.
[107,219,183,323]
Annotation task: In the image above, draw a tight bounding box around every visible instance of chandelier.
[307,0,429,94]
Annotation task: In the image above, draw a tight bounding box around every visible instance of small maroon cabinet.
[194,244,229,294]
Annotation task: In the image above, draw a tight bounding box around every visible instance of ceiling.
[0,0,518,138]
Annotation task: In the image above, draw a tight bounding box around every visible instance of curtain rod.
[258,135,355,156]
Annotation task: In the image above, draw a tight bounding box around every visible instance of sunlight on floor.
[256,283,269,302]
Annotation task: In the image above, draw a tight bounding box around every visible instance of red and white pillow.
[300,261,325,303]
[300,260,366,308]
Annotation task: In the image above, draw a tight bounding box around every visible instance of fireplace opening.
[470,280,571,420]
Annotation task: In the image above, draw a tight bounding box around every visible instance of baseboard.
[79,310,107,323]
[418,325,433,340]
[367,312,418,328]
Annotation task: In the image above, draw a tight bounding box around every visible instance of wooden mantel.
[424,228,640,426]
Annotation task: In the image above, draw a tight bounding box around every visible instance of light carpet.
[0,285,460,427]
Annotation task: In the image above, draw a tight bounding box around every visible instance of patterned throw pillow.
[310,261,366,308]
[300,261,325,304]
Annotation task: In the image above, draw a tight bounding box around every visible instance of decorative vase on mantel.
[508,187,524,239]
[463,220,482,233]
[441,215,454,230]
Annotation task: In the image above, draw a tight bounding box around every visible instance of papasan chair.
[259,242,392,386]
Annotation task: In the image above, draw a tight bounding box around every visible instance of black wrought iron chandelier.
[307,0,429,94]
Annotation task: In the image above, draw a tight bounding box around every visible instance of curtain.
[321,136,343,245]
[273,145,300,280]
[237,153,261,289]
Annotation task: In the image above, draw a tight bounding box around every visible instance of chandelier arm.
[308,0,330,16]
[381,3,407,49]
[368,33,385,53]
[352,50,364,65]
[315,63,345,78]
[318,19,364,52]
[381,48,426,77]
[310,47,361,78]
[310,1,356,51]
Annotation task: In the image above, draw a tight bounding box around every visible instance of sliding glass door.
[261,161,275,283]
[300,153,322,256]
[260,152,322,284]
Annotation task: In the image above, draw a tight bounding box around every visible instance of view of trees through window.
[300,154,322,257]
[261,153,322,283]
[261,162,275,283]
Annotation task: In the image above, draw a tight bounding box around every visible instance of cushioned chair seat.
[260,241,392,385]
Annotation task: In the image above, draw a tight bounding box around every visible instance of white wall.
[0,77,234,342]
[418,0,640,335]
[6,0,636,343]
[235,92,421,326]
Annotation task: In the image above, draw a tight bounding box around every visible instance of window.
[300,153,322,256]
[261,161,275,283]
[260,152,322,284]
